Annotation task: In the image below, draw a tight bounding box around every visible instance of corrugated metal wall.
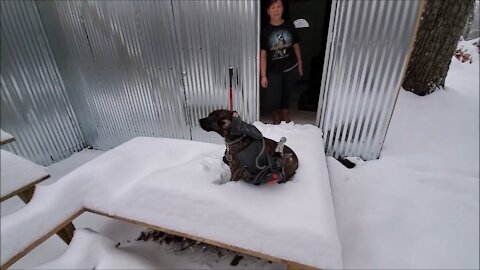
[317,0,422,160]
[172,0,259,143]
[0,0,86,165]
[37,0,192,150]
[37,0,259,148]
[2,0,423,164]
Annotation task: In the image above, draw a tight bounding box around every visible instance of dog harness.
[226,116,286,185]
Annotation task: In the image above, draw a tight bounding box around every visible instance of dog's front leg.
[218,161,231,184]
[223,150,229,164]
[229,159,244,181]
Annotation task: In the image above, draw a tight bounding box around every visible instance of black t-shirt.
[261,21,300,73]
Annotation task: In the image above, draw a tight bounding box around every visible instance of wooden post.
[17,186,36,203]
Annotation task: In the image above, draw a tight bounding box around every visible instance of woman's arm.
[293,43,303,77]
[260,50,268,88]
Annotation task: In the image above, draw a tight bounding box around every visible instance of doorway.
[259,0,332,125]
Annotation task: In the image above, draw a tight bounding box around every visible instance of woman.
[260,0,303,124]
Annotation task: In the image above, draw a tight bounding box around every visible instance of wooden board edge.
[0,137,15,145]
[85,208,318,269]
[0,174,50,203]
[0,209,84,270]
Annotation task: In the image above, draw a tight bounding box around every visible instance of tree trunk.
[402,0,475,96]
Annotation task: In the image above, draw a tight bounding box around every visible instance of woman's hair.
[266,0,283,10]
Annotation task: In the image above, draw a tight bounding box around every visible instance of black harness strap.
[226,116,286,185]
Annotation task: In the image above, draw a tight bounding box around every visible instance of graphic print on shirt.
[269,30,292,61]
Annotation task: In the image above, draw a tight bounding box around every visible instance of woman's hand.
[298,66,303,78]
[261,76,268,88]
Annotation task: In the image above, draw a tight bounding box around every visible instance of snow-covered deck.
[1,123,342,269]
[0,150,50,201]
[0,129,15,145]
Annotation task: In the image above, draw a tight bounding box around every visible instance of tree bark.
[402,0,475,96]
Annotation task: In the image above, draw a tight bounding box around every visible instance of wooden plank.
[0,175,50,203]
[85,208,318,269]
[0,209,84,270]
[287,262,319,270]
[0,137,15,145]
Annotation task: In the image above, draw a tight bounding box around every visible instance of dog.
[199,109,298,184]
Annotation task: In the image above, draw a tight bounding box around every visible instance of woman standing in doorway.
[260,0,303,124]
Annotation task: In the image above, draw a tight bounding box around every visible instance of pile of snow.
[35,228,284,269]
[329,49,479,269]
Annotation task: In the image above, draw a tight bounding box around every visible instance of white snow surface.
[34,228,285,270]
[329,56,479,269]
[0,150,49,198]
[1,124,342,269]
[3,41,479,270]
[0,129,14,143]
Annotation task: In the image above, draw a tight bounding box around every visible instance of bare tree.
[402,0,475,96]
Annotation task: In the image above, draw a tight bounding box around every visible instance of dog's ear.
[219,119,231,130]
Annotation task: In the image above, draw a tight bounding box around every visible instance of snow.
[33,228,285,270]
[3,41,478,270]
[0,150,49,199]
[329,55,479,269]
[1,125,342,269]
[5,150,284,270]
[0,129,14,143]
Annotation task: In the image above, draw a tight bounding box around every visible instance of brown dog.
[199,109,298,184]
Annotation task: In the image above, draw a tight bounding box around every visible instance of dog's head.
[199,109,236,137]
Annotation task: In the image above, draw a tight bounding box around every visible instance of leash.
[255,138,266,170]
[225,135,246,162]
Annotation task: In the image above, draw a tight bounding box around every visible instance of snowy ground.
[1,41,479,269]
[329,43,479,269]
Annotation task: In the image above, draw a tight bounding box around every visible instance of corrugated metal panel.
[0,0,86,165]
[37,0,191,150]
[38,0,258,149]
[172,0,259,143]
[317,0,422,160]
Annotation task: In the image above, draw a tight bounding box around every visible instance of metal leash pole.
[228,67,234,111]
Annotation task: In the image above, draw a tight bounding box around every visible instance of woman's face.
[267,1,283,20]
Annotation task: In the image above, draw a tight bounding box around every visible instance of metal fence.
[317,0,422,160]
[1,0,259,165]
[1,0,424,165]
[1,0,86,165]
[38,0,259,149]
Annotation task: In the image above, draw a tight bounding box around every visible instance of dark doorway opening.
[259,0,332,125]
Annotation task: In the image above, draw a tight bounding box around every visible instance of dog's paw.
[220,162,231,183]
[212,161,231,185]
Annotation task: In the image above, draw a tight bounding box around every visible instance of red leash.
[228,67,234,111]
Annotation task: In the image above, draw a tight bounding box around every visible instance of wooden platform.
[1,149,76,269]
[1,132,341,269]
[0,129,15,145]
[0,150,50,201]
